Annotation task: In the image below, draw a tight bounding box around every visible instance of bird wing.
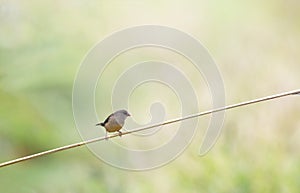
[102,113,114,126]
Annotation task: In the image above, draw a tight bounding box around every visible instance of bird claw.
[105,132,108,140]
[118,131,122,137]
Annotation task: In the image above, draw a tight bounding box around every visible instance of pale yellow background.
[0,0,300,192]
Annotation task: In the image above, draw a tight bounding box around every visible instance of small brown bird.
[96,109,131,138]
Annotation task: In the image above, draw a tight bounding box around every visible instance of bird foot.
[118,131,122,137]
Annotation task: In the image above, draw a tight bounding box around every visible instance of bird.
[96,109,131,139]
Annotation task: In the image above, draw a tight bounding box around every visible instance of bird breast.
[105,119,123,132]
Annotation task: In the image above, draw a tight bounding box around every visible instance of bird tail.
[96,122,105,127]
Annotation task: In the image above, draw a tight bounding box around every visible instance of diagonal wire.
[0,89,299,168]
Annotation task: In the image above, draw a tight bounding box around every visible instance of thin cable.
[0,89,299,168]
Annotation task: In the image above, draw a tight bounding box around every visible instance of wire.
[0,89,299,168]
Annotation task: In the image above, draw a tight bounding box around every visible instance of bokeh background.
[1,0,300,192]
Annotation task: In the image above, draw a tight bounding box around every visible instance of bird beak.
[128,113,131,116]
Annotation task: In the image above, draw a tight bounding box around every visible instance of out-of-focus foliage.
[1,0,300,192]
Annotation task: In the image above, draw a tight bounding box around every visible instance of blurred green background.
[1,0,300,192]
